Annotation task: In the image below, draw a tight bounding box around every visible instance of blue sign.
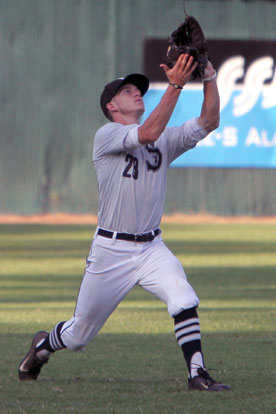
[143,74,276,168]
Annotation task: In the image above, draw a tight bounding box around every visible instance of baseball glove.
[166,15,208,79]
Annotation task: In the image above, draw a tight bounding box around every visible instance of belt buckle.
[134,234,140,241]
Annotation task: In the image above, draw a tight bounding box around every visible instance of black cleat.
[188,368,231,392]
[18,331,50,380]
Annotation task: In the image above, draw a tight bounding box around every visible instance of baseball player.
[18,54,230,391]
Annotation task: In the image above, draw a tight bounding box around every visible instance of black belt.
[97,228,160,242]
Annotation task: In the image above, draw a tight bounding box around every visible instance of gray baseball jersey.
[93,117,208,233]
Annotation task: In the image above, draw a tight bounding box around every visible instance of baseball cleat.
[188,368,231,391]
[18,331,50,380]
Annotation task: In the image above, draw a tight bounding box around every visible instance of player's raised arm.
[137,54,197,145]
[197,61,220,132]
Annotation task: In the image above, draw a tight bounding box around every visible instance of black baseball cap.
[100,73,149,119]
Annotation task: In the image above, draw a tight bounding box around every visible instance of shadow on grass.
[0,224,95,235]
[1,223,276,256]
[2,239,276,257]
[1,265,276,303]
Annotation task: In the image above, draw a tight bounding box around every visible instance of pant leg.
[61,236,138,351]
[137,237,199,317]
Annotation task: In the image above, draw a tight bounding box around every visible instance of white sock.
[190,351,204,378]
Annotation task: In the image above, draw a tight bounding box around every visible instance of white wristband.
[203,70,217,82]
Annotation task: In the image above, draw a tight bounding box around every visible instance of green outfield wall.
[0,0,275,216]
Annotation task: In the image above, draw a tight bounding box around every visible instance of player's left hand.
[202,61,216,80]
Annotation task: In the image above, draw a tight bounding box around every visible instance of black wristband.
[169,82,183,90]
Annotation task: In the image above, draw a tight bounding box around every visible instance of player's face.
[111,84,145,117]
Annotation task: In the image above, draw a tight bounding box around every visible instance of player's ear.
[106,101,117,113]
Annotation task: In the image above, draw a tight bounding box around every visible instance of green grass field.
[1,222,276,413]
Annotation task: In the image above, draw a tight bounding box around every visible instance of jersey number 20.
[122,147,162,180]
[122,154,139,180]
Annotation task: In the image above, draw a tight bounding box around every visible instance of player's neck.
[112,112,141,125]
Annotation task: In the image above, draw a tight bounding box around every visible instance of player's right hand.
[160,54,197,87]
